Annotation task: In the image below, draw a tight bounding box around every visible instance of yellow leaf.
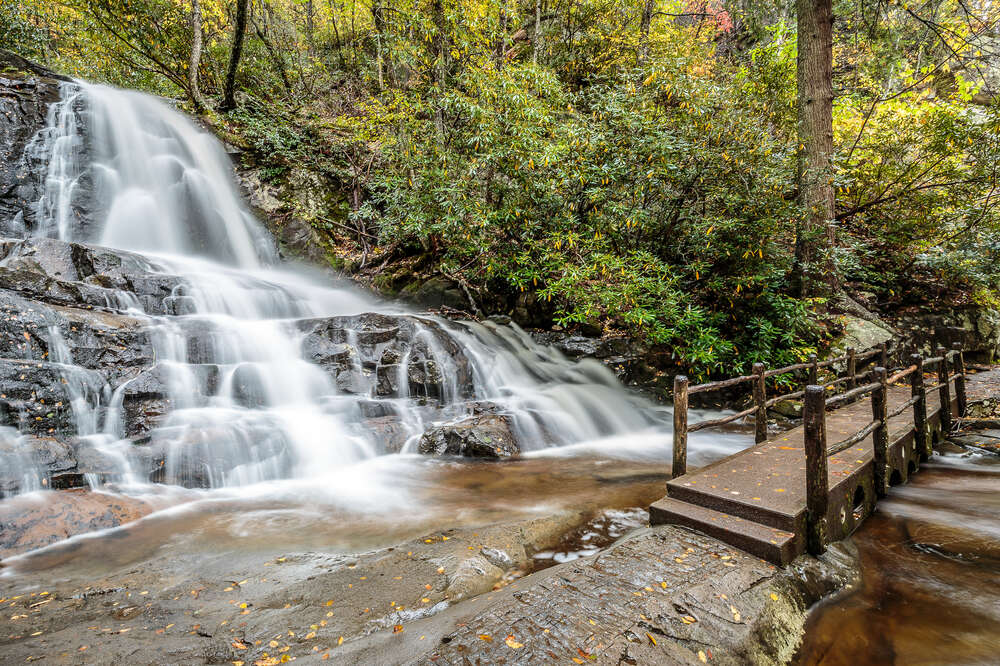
[698,650,708,663]
[646,632,657,645]
[770,593,779,601]
[505,635,524,649]
[478,634,493,642]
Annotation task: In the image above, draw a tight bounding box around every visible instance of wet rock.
[0,50,71,237]
[418,414,519,458]
[531,328,652,383]
[770,399,803,419]
[0,289,153,384]
[364,416,412,454]
[299,313,474,400]
[120,363,218,438]
[0,431,78,497]
[0,359,105,436]
[0,238,189,315]
[401,275,468,311]
[0,488,152,558]
[136,423,292,488]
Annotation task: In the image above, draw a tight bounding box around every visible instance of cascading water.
[1,80,748,514]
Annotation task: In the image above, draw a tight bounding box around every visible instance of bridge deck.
[651,384,953,564]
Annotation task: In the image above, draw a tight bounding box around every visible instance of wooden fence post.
[871,367,889,498]
[936,345,952,434]
[672,375,688,479]
[804,385,828,556]
[880,342,889,371]
[847,347,857,393]
[952,342,967,418]
[808,353,818,386]
[752,362,767,444]
[910,353,929,458]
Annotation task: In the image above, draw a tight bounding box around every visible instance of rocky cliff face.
[0,51,72,237]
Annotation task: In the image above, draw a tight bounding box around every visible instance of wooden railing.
[671,342,894,477]
[801,343,968,555]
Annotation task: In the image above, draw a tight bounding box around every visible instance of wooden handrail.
[687,405,758,433]
[886,394,920,419]
[763,361,815,378]
[668,343,969,490]
[687,374,757,394]
[825,381,880,408]
[887,364,917,385]
[827,418,880,456]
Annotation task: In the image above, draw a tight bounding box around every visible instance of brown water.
[1,454,674,581]
[796,451,1000,665]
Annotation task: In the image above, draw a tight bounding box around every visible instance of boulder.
[418,414,519,458]
[828,315,894,357]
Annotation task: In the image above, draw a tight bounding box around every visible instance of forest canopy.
[5,0,1000,376]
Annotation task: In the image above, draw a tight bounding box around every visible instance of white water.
[6,81,748,503]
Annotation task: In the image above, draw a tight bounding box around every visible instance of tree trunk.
[372,0,387,89]
[795,0,837,295]
[221,0,250,111]
[432,0,446,145]
[251,11,293,94]
[639,0,654,63]
[533,0,541,64]
[188,0,208,111]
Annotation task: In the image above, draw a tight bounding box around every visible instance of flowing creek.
[795,450,1000,665]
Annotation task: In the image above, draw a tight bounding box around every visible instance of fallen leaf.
[505,635,524,649]
[698,650,708,663]
[393,625,404,634]
[646,632,657,645]
[478,634,493,642]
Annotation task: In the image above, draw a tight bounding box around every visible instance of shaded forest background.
[4,0,1000,378]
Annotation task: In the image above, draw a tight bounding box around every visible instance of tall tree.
[188,0,208,111]
[639,0,654,63]
[221,0,250,111]
[795,0,836,295]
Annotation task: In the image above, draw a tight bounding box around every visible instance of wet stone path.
[342,527,855,666]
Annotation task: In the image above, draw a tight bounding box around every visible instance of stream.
[795,450,1000,665]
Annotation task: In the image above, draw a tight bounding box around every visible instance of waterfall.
[0,80,740,499]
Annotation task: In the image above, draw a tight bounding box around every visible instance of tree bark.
[533,0,541,64]
[372,0,387,89]
[639,0,654,63]
[188,0,208,111]
[221,0,250,111]
[431,0,446,144]
[251,10,293,94]
[795,0,837,295]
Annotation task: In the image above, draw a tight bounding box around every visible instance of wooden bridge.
[650,343,969,565]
